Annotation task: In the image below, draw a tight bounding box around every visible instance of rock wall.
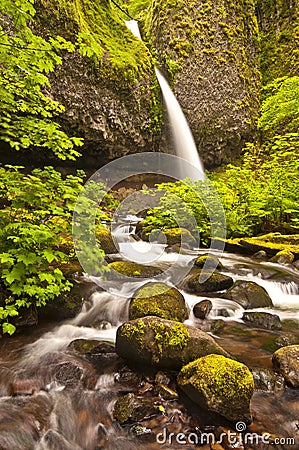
[144,0,260,168]
[256,0,299,84]
[32,0,163,170]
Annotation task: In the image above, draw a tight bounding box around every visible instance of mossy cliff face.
[256,0,299,84]
[33,0,162,168]
[145,0,260,168]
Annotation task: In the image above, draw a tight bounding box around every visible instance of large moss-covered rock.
[116,316,229,370]
[239,234,299,258]
[108,261,162,278]
[146,0,260,168]
[163,228,196,247]
[129,282,189,322]
[194,254,223,270]
[272,345,299,387]
[28,0,162,169]
[184,270,234,294]
[177,354,254,423]
[97,228,119,254]
[222,280,273,309]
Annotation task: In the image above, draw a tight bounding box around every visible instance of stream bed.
[0,235,298,449]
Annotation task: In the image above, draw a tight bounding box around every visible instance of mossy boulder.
[177,354,254,423]
[194,254,223,270]
[222,280,273,309]
[271,250,295,264]
[239,234,299,258]
[115,316,229,370]
[272,345,299,387]
[96,228,119,254]
[184,270,234,294]
[129,282,189,322]
[108,261,163,279]
[163,228,196,247]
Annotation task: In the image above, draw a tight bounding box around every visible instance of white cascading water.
[125,20,205,181]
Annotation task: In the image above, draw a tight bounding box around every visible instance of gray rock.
[242,312,282,330]
[184,270,234,294]
[222,280,273,309]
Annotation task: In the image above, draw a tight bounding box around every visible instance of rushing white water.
[154,68,206,181]
[125,20,205,181]
[124,20,142,39]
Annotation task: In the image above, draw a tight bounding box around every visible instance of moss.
[271,250,295,263]
[178,354,254,421]
[129,282,189,322]
[239,233,299,255]
[96,228,118,254]
[109,261,162,278]
[36,0,154,83]
[163,228,196,246]
[256,0,299,84]
[121,317,190,364]
[194,254,222,269]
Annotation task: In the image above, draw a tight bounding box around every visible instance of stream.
[0,219,298,449]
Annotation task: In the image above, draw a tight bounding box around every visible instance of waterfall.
[125,20,205,181]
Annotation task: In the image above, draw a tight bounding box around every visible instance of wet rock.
[129,282,189,322]
[193,300,213,320]
[242,312,282,330]
[222,280,273,309]
[210,319,226,334]
[293,259,299,269]
[12,379,44,396]
[272,345,299,387]
[184,270,234,294]
[113,393,159,424]
[194,254,223,270]
[271,250,295,264]
[252,250,268,259]
[108,261,162,279]
[275,333,299,348]
[154,384,179,400]
[129,424,154,442]
[177,354,254,423]
[252,368,285,392]
[68,339,115,357]
[116,316,229,370]
[155,371,171,386]
[96,228,119,254]
[115,365,144,388]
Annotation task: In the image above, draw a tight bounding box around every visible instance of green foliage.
[0,0,83,159]
[141,179,225,246]
[0,166,114,334]
[211,135,299,236]
[259,77,299,136]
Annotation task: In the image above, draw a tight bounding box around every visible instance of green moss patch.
[129,282,189,321]
[178,354,254,422]
[108,261,163,278]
